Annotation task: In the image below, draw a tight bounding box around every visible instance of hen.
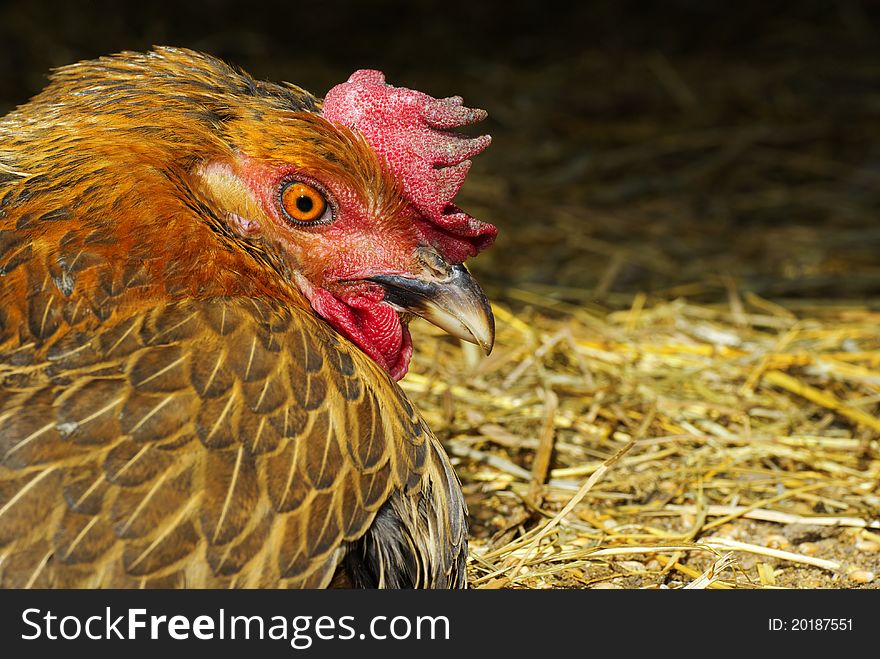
[0,48,496,588]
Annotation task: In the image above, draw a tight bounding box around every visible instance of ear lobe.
[193,160,265,235]
[228,212,261,236]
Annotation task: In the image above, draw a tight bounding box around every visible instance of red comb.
[321,70,496,263]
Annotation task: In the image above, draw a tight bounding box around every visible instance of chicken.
[0,48,496,588]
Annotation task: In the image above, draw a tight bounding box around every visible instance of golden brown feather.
[0,48,469,588]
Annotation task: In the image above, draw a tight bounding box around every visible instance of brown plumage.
[0,48,495,588]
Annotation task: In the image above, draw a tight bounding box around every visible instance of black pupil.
[296,195,314,214]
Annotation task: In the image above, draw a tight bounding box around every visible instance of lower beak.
[368,252,495,355]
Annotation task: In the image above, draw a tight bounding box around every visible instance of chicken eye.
[279,180,331,225]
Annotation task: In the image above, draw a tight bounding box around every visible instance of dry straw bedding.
[405,293,880,589]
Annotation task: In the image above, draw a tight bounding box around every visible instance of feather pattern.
[0,295,467,587]
[0,47,470,588]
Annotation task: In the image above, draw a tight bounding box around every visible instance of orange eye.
[280,181,330,224]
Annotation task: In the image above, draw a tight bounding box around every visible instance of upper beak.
[367,248,495,355]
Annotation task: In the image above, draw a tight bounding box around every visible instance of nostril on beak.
[414,245,453,279]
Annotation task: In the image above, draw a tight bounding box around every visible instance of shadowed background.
[2,0,878,305]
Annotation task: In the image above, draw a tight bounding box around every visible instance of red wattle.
[305,286,412,380]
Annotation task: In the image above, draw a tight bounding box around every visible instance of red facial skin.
[236,157,418,380]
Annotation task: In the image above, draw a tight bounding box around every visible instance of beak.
[368,249,495,355]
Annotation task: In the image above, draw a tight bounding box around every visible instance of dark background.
[2,0,878,302]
